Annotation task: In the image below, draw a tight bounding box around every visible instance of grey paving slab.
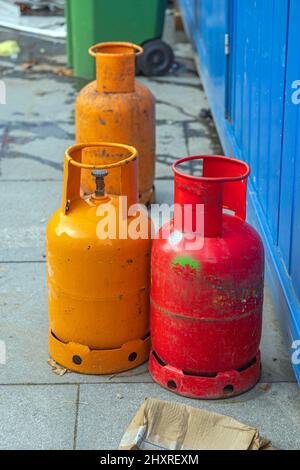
[76,382,300,450]
[156,121,187,178]
[174,42,198,61]
[154,176,174,206]
[0,384,77,449]
[0,180,61,261]
[139,53,206,126]
[186,119,223,156]
[2,77,74,126]
[146,80,205,122]
[1,134,66,181]
[0,75,75,181]
[260,287,296,382]
[144,74,202,88]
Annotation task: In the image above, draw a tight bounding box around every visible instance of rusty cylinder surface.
[76,42,156,205]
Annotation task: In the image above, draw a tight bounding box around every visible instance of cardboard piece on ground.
[119,398,273,451]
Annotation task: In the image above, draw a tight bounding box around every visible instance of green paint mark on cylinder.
[172,255,200,271]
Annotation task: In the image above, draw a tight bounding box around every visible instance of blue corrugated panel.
[179,0,300,383]
[227,0,288,245]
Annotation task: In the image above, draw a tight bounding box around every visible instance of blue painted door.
[226,0,289,246]
[279,0,300,302]
[225,0,300,377]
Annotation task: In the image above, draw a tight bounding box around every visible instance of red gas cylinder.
[149,155,264,399]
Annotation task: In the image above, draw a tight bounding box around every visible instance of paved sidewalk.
[0,29,299,450]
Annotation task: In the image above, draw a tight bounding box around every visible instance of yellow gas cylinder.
[46,142,151,374]
[75,42,156,206]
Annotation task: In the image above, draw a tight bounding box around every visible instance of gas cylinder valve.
[92,169,108,197]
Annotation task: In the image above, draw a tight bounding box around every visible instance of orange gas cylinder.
[46,143,151,374]
[76,42,156,205]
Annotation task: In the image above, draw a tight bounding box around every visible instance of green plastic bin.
[65,0,172,79]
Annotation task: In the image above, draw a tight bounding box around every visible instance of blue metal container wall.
[279,0,300,294]
[179,0,300,382]
[277,0,300,369]
[227,0,288,245]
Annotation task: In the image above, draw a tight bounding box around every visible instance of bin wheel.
[138,39,174,76]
